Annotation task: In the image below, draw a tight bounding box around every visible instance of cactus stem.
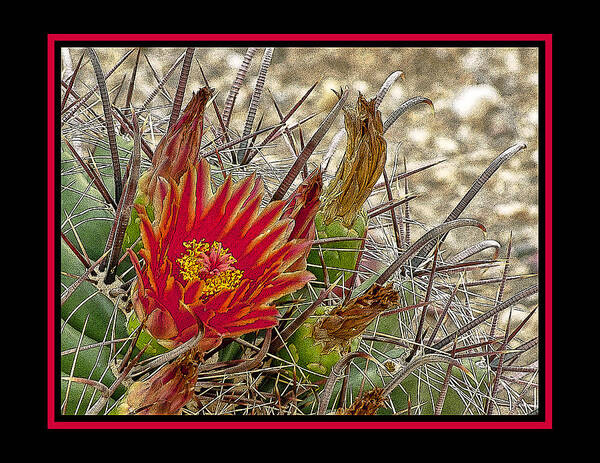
[434,338,459,415]
[124,48,141,110]
[380,353,472,402]
[316,244,330,288]
[61,250,110,307]
[271,88,349,202]
[197,62,231,150]
[374,218,486,286]
[62,48,136,122]
[208,329,272,375]
[490,233,514,339]
[409,143,526,271]
[235,48,274,164]
[426,273,464,346]
[141,49,187,110]
[366,194,420,219]
[64,137,118,210]
[117,322,145,374]
[62,314,90,414]
[312,236,366,246]
[429,284,538,353]
[200,122,285,159]
[61,376,111,396]
[61,230,90,268]
[168,47,195,132]
[382,169,404,252]
[87,48,123,205]
[129,325,205,379]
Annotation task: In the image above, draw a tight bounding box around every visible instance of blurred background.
[62,46,540,279]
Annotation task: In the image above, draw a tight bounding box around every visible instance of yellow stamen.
[176,239,244,297]
[176,239,210,282]
[201,269,244,297]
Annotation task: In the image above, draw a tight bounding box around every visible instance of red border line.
[48,35,56,429]
[48,33,552,430]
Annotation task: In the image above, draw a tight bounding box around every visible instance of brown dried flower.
[312,283,399,354]
[337,387,386,415]
[321,93,387,227]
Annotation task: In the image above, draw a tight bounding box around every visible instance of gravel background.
[63,45,539,292]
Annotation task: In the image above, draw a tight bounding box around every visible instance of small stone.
[452,84,501,121]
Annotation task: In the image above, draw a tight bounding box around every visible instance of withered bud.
[116,349,200,415]
[336,387,386,415]
[312,283,399,354]
[321,93,387,227]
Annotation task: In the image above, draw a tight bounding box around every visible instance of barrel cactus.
[58,45,539,418]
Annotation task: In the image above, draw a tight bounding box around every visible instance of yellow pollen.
[176,239,243,297]
[201,269,244,297]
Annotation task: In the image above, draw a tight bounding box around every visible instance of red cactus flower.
[128,159,319,353]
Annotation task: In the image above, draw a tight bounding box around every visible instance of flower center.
[176,239,244,297]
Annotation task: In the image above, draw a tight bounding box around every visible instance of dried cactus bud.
[336,387,385,415]
[321,92,387,228]
[313,283,400,353]
[279,284,399,383]
[113,349,200,415]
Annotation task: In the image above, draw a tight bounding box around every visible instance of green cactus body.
[352,283,490,415]
[298,347,489,415]
[121,191,155,254]
[383,352,491,415]
[60,136,138,414]
[61,166,126,413]
[307,210,367,287]
[277,306,360,384]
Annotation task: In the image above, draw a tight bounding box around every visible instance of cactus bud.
[307,92,386,288]
[144,87,212,202]
[123,88,212,254]
[280,284,399,382]
[321,92,387,228]
[113,349,200,415]
[280,168,323,272]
